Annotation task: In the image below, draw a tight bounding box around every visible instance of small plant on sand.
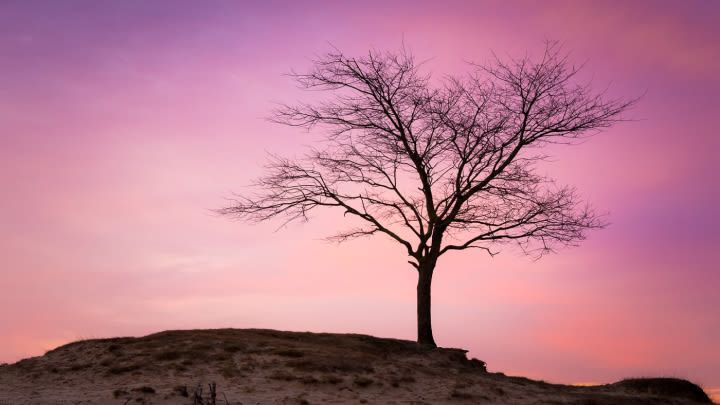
[191,382,231,405]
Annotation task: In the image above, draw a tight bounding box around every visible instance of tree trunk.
[416,260,437,347]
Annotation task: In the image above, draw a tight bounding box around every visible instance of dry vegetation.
[0,328,712,404]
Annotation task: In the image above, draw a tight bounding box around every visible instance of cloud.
[533,2,720,77]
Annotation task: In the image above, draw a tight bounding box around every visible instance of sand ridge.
[0,329,712,404]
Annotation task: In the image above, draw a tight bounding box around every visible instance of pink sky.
[1,0,718,399]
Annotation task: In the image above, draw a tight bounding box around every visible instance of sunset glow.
[1,0,718,400]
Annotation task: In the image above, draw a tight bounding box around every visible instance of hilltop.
[0,328,712,404]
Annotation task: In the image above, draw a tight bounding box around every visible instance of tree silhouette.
[220,43,634,347]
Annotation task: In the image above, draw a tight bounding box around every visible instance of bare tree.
[220,43,634,347]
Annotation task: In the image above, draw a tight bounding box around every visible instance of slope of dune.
[0,328,712,404]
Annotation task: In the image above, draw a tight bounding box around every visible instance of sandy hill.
[0,328,712,404]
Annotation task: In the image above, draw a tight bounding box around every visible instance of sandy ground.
[0,329,712,404]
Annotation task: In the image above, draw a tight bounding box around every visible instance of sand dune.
[0,329,712,404]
